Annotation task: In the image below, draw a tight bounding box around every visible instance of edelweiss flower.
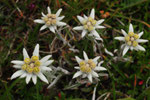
[73,51,107,83]
[34,7,66,33]
[73,9,105,41]
[115,23,148,56]
[11,44,53,84]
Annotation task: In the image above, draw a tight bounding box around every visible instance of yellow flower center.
[24,58,31,64]
[79,59,96,73]
[79,61,86,66]
[22,56,41,73]
[42,14,57,26]
[22,64,28,70]
[80,65,91,73]
[132,41,138,47]
[35,61,41,66]
[82,17,96,31]
[125,32,139,47]
[88,59,96,69]
[33,67,40,73]
[31,56,39,61]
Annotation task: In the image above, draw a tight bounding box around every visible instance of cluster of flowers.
[11,7,148,85]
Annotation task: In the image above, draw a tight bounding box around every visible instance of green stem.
[112,77,116,100]
[36,83,40,100]
[106,65,116,100]
[4,83,12,100]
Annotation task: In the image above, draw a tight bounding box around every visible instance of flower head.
[115,23,148,56]
[11,44,54,84]
[34,7,66,33]
[73,9,105,41]
[73,51,107,83]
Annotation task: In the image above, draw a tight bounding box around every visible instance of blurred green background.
[0,0,150,100]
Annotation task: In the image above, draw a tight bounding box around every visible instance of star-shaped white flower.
[115,23,148,56]
[73,51,107,83]
[34,7,66,33]
[73,8,105,41]
[11,44,54,84]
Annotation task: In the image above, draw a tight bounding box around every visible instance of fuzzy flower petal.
[73,51,107,83]
[37,72,49,84]
[56,21,66,26]
[75,56,82,64]
[34,7,66,33]
[136,39,148,43]
[40,25,47,31]
[81,30,87,38]
[83,51,89,60]
[26,74,32,84]
[115,23,148,56]
[77,16,84,23]
[73,9,105,40]
[129,23,134,33]
[11,60,24,65]
[47,7,51,14]
[90,9,95,19]
[56,8,62,17]
[32,75,37,84]
[41,66,52,72]
[121,29,127,36]
[23,48,29,59]
[123,45,129,56]
[40,55,52,63]
[73,71,82,79]
[12,65,22,69]
[11,44,53,84]
[73,26,84,30]
[88,74,92,83]
[135,45,145,51]
[96,19,105,25]
[115,37,125,41]
[95,25,105,29]
[33,44,39,57]
[138,31,143,38]
[34,19,45,24]
[11,70,24,79]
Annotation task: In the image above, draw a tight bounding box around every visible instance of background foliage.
[0,0,150,100]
